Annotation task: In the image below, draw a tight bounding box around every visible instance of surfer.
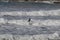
[28,18,32,25]
[28,18,31,22]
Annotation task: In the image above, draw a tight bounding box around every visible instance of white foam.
[0,10,60,16]
[0,18,60,26]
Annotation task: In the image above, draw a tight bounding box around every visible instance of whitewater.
[0,2,60,40]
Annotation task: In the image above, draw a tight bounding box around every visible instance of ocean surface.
[0,2,60,40]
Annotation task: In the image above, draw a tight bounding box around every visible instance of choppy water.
[0,2,60,11]
[0,2,60,40]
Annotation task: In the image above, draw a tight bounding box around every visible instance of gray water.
[0,2,60,35]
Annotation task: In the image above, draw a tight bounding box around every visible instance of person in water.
[28,18,31,22]
[28,18,32,25]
